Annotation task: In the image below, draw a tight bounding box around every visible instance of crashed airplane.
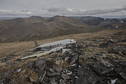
[21,39,76,60]
[35,39,76,52]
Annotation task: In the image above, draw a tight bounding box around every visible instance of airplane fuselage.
[35,39,76,52]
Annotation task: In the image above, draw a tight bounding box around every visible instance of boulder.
[70,56,78,65]
[61,73,71,80]
[74,65,107,84]
[34,59,46,71]
[92,58,114,75]
[50,78,58,84]
[115,67,126,81]
[53,64,62,73]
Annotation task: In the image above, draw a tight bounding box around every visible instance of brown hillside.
[0,16,103,42]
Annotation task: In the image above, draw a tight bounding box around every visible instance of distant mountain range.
[0,16,126,42]
[0,16,28,20]
[1,15,126,20]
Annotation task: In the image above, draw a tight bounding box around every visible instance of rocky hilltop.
[0,28,126,84]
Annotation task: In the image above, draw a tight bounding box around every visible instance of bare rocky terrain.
[0,27,126,84]
[0,16,126,84]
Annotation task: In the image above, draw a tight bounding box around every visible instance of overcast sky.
[0,0,126,17]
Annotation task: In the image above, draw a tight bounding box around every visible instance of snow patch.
[71,64,76,66]
[17,68,21,72]
[121,21,124,23]
[110,78,118,84]
[115,26,118,28]
[75,76,78,79]
[67,71,72,75]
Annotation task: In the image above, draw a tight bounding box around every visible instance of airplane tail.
[34,41,39,47]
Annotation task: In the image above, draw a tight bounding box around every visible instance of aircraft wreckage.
[21,39,76,60]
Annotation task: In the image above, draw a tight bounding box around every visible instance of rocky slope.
[0,28,126,84]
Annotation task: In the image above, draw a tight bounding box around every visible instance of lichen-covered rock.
[74,65,107,84]
[92,58,114,75]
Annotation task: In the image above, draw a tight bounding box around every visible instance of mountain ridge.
[0,16,125,42]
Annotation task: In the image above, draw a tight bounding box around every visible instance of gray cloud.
[0,6,126,17]
[0,9,32,16]
[0,0,126,10]
[0,0,126,17]
[75,7,126,15]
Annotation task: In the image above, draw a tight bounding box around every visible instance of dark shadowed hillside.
[77,16,126,28]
